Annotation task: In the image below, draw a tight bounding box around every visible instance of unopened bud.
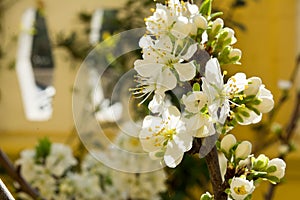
[220,134,236,154]
[252,154,269,171]
[235,141,252,160]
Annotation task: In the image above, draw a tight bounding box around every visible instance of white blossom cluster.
[133,0,274,169]
[131,0,286,199]
[15,138,166,200]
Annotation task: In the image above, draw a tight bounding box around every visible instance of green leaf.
[244,194,252,200]
[224,188,231,194]
[240,110,250,118]
[235,113,244,123]
[210,11,223,19]
[267,175,280,184]
[155,151,164,158]
[199,0,213,17]
[193,83,201,91]
[35,137,52,162]
[266,166,277,173]
[200,192,214,200]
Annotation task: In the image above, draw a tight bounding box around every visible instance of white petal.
[154,35,173,53]
[139,35,154,48]
[175,132,193,152]
[162,106,181,127]
[256,86,274,113]
[239,110,262,125]
[171,16,192,39]
[205,58,223,88]
[181,43,198,60]
[134,60,163,77]
[148,93,165,113]
[157,68,177,91]
[244,77,262,96]
[164,140,184,168]
[173,62,196,81]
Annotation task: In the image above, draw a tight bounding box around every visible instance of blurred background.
[0,0,299,199]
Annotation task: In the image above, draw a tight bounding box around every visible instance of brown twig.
[0,149,43,200]
[205,146,227,200]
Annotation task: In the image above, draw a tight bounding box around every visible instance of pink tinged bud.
[220,134,237,154]
[235,141,252,160]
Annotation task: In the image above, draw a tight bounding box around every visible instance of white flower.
[46,143,77,177]
[235,141,252,160]
[145,3,175,36]
[268,158,286,179]
[230,177,255,200]
[220,134,237,154]
[134,35,197,103]
[145,1,206,38]
[202,58,230,125]
[239,77,274,125]
[139,106,193,168]
[182,91,215,137]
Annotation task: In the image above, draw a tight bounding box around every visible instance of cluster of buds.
[206,134,287,200]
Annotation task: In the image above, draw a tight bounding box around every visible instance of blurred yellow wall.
[0,0,299,199]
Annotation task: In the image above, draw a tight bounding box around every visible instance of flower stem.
[205,145,227,200]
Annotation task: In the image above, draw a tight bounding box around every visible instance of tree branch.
[205,146,227,200]
[0,149,43,200]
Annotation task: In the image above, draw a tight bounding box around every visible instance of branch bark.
[205,146,227,200]
[0,149,42,200]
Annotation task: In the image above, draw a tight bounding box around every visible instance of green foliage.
[199,0,213,17]
[35,137,52,163]
[193,83,201,92]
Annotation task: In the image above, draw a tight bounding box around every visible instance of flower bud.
[212,18,224,33]
[220,134,237,154]
[235,141,252,160]
[252,154,269,171]
[223,27,237,44]
[229,48,242,59]
[268,158,286,179]
[193,15,208,29]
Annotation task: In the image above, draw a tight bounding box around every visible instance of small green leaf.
[210,11,223,19]
[199,0,213,17]
[266,166,277,173]
[224,188,231,194]
[200,192,214,200]
[267,175,280,184]
[193,83,201,91]
[35,137,52,162]
[155,151,164,158]
[235,113,244,123]
[240,110,250,118]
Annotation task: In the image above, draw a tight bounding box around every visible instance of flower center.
[234,185,248,195]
